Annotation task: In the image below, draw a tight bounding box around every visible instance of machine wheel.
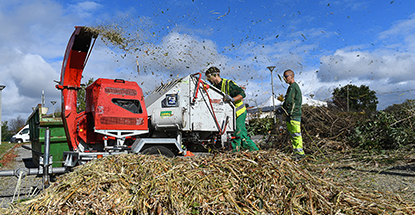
[17,139,22,143]
[141,146,175,157]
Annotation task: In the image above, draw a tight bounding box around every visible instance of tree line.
[1,116,26,141]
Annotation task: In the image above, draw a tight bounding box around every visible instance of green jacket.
[213,78,247,117]
[283,82,302,121]
[213,79,246,99]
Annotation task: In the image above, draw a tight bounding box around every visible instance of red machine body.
[85,78,148,131]
[57,27,149,151]
[76,78,149,146]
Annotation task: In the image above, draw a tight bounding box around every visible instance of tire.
[141,146,175,157]
[17,139,23,143]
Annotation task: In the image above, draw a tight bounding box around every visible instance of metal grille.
[105,87,137,96]
[100,117,144,125]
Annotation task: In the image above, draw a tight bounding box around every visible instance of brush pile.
[7,151,414,214]
[301,105,366,143]
[261,105,366,151]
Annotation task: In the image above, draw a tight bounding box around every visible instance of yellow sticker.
[160,111,172,118]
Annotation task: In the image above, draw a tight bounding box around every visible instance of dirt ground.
[256,137,415,204]
[0,144,43,208]
[304,146,415,203]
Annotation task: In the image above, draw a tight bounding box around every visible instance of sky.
[1,0,415,123]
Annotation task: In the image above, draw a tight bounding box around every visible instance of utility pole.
[267,66,277,124]
[347,85,349,112]
[42,90,45,107]
[0,85,5,144]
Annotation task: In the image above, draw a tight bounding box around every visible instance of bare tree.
[9,116,26,133]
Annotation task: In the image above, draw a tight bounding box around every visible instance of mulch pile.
[4,151,414,214]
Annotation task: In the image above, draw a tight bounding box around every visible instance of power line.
[376,88,415,95]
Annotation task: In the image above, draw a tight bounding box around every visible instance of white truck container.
[10,125,30,143]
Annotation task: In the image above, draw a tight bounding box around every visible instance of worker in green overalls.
[280,69,305,159]
[205,67,259,152]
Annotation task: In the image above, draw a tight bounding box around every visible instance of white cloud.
[314,12,415,110]
[127,31,227,76]
[0,0,79,122]
[8,52,58,98]
[317,47,415,109]
[379,14,415,39]
[0,47,60,121]
[378,13,415,53]
[68,1,103,19]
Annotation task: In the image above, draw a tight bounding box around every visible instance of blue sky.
[1,0,415,123]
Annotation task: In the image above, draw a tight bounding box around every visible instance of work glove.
[224,94,235,103]
[277,93,284,102]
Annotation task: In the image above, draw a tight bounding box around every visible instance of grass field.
[0,142,15,156]
[0,142,18,167]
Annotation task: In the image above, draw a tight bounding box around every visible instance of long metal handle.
[21,145,43,156]
[191,73,202,104]
[43,127,51,187]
